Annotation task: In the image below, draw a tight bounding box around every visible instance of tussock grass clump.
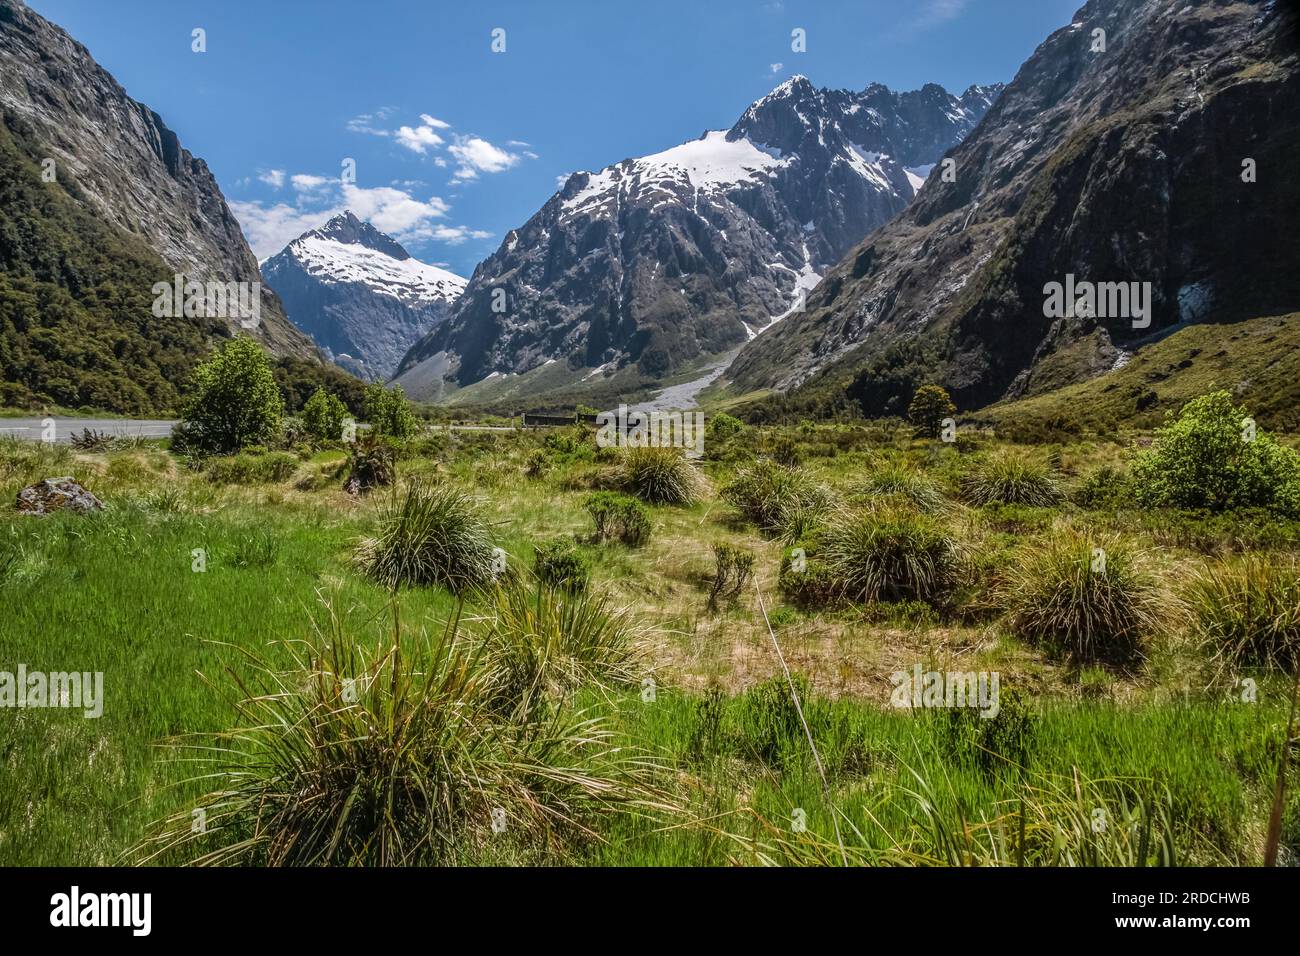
[133,601,667,866]
[533,539,590,592]
[585,491,652,546]
[857,461,945,513]
[622,446,706,505]
[1187,556,1300,670]
[821,510,959,605]
[482,579,645,717]
[0,437,74,488]
[962,452,1062,507]
[1000,533,1164,666]
[359,480,498,595]
[721,458,835,541]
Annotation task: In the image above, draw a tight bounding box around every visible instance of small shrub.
[938,687,1036,777]
[961,452,1062,507]
[821,510,959,606]
[359,481,498,595]
[706,413,745,442]
[344,435,396,493]
[1131,390,1300,516]
[533,539,590,593]
[907,384,957,439]
[622,446,706,505]
[179,336,284,454]
[70,428,113,452]
[778,545,843,610]
[524,449,550,479]
[707,543,754,611]
[301,387,350,444]
[584,491,652,546]
[1072,466,1131,509]
[770,436,801,467]
[365,383,419,441]
[1187,556,1300,670]
[999,534,1164,666]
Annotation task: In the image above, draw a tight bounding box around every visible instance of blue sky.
[29,0,1082,276]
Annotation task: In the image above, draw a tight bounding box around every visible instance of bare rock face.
[0,0,316,359]
[16,477,105,515]
[728,0,1300,416]
[394,76,1001,401]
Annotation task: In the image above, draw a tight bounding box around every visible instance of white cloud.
[232,178,488,257]
[769,62,783,74]
[345,107,396,136]
[258,169,286,188]
[449,135,521,180]
[916,0,970,28]
[395,122,445,154]
[291,174,330,191]
[420,114,451,129]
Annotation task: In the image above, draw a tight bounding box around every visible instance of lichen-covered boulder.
[16,477,105,516]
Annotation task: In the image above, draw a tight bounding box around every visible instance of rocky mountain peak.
[304,211,412,261]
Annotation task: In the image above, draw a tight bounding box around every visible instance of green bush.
[907,384,956,439]
[524,449,550,479]
[778,543,843,610]
[1072,466,1131,509]
[622,446,705,505]
[821,510,959,606]
[365,383,419,441]
[706,413,745,441]
[938,687,1036,777]
[301,387,350,443]
[1132,390,1300,516]
[533,539,591,593]
[584,491,652,546]
[961,452,1062,507]
[359,481,498,595]
[1000,533,1163,666]
[1187,556,1300,670]
[179,336,285,454]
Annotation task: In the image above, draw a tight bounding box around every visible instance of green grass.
[2,420,1298,867]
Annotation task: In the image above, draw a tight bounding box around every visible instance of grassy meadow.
[0,414,1297,867]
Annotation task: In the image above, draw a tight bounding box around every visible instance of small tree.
[365,383,419,440]
[907,384,956,439]
[180,336,283,453]
[301,387,349,443]
[1132,390,1300,515]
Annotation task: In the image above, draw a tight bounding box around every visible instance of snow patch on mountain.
[290,235,466,304]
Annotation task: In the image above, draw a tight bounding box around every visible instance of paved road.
[0,417,522,443]
[0,417,177,443]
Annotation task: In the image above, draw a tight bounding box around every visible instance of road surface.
[0,417,177,443]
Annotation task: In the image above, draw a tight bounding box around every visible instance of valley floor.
[0,422,1297,866]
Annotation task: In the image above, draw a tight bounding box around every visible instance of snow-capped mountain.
[394,75,1002,401]
[261,212,466,379]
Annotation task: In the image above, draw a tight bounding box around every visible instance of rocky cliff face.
[727,0,1300,418]
[394,75,1001,401]
[261,212,466,379]
[0,0,315,358]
